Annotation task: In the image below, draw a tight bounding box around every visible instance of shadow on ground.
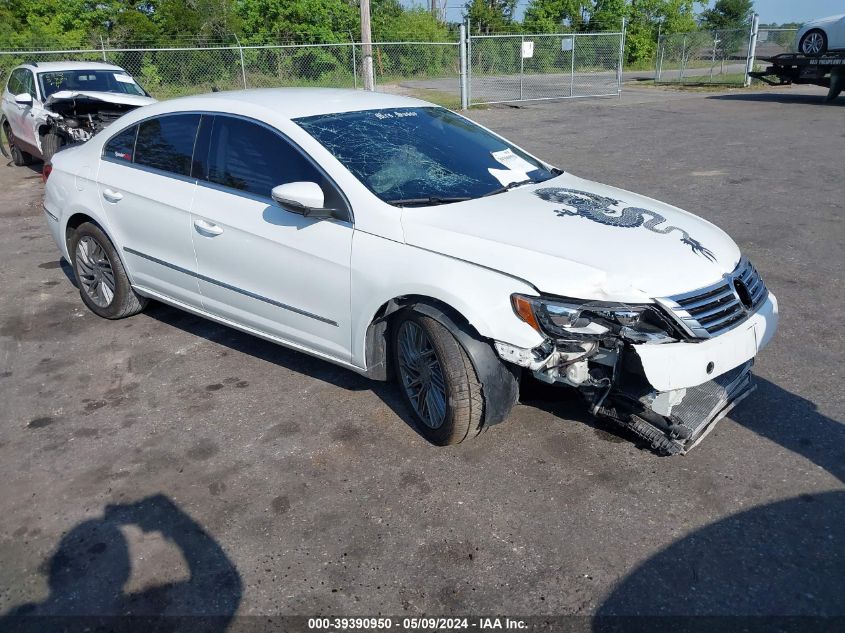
[708,92,844,105]
[594,491,845,628]
[0,495,241,632]
[594,377,845,629]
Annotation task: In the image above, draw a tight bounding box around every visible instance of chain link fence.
[0,23,807,110]
[0,41,461,105]
[654,26,797,85]
[754,28,798,58]
[656,28,752,85]
[467,32,623,105]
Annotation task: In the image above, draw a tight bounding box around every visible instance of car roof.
[18,61,126,73]
[155,88,435,120]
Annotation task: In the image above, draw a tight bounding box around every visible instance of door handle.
[194,218,224,237]
[102,188,123,203]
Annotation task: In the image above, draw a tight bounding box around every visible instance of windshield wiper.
[482,168,564,198]
[386,196,471,207]
[482,178,537,197]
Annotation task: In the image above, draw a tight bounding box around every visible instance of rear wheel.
[69,222,147,319]
[800,29,827,55]
[392,311,484,445]
[3,123,33,166]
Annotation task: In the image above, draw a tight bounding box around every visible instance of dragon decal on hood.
[534,188,717,261]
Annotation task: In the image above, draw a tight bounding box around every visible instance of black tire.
[69,222,147,319]
[3,123,33,166]
[799,29,828,56]
[392,310,484,445]
[40,131,64,163]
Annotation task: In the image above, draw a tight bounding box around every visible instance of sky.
[402,0,844,26]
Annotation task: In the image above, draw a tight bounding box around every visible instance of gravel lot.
[0,84,842,628]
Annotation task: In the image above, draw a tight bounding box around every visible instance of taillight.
[42,163,53,182]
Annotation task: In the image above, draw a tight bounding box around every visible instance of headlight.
[511,294,678,342]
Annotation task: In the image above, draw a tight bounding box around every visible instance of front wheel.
[40,131,64,163]
[800,29,827,56]
[69,222,147,319]
[392,311,484,445]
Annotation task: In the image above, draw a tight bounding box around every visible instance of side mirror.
[14,93,33,106]
[271,182,335,219]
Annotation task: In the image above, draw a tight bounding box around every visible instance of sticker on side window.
[114,151,131,161]
[114,73,136,84]
[491,148,536,173]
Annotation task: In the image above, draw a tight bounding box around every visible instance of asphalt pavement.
[0,83,842,628]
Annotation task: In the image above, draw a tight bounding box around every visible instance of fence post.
[654,23,661,81]
[680,35,687,84]
[744,14,760,87]
[99,36,107,62]
[350,35,358,89]
[233,33,247,89]
[466,19,472,105]
[459,23,468,110]
[710,35,718,82]
[570,33,576,97]
[618,17,626,96]
[519,34,524,100]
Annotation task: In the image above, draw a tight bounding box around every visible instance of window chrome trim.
[123,247,338,327]
[99,109,353,224]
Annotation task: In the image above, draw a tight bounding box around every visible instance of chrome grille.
[660,257,768,339]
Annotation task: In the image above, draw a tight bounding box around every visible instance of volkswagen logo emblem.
[733,278,754,310]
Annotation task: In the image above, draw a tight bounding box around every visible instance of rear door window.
[103,125,138,163]
[133,114,201,177]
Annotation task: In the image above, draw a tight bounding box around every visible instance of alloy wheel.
[397,320,448,429]
[75,236,116,308]
[802,32,825,55]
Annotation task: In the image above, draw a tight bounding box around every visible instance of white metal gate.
[467,31,625,106]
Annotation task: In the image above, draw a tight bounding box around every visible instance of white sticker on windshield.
[114,73,136,84]
[488,167,529,187]
[491,148,536,173]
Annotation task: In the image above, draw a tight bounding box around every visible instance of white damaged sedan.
[43,89,777,454]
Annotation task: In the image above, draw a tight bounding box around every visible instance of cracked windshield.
[295,107,558,206]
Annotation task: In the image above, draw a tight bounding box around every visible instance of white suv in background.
[42,89,778,455]
[1,61,155,166]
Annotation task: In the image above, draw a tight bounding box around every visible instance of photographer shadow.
[1,494,241,632]
[594,378,845,628]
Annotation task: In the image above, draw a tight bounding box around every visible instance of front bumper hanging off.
[596,360,755,455]
[499,292,778,455]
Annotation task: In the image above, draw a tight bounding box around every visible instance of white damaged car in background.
[1,61,155,166]
[42,89,778,456]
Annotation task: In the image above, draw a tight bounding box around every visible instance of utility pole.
[430,0,437,19]
[360,0,375,91]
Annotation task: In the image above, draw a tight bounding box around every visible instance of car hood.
[803,14,844,28]
[45,91,157,108]
[400,173,741,302]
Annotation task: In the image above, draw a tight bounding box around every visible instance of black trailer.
[750,52,845,101]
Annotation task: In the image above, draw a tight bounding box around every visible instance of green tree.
[235,0,357,44]
[625,0,702,65]
[589,0,627,31]
[523,0,590,33]
[700,0,753,30]
[465,0,518,34]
